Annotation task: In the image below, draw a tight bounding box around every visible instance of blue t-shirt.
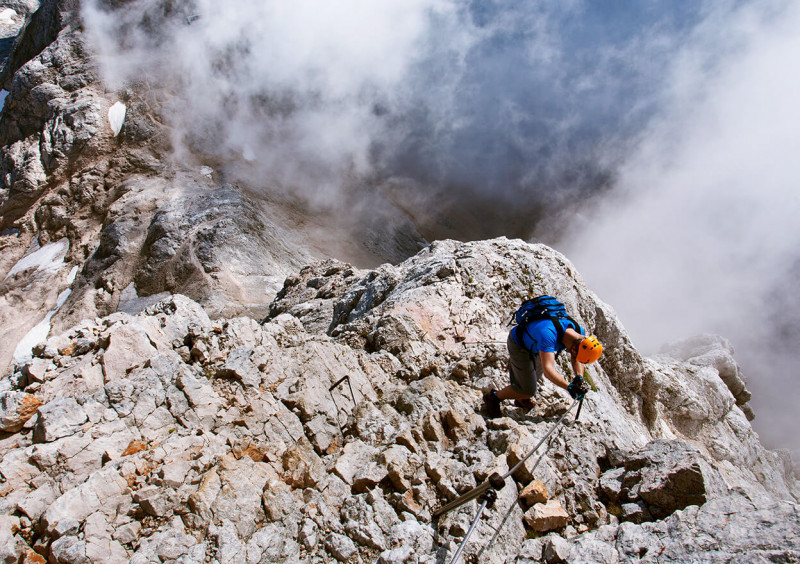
[512,318,584,355]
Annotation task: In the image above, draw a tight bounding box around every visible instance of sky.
[81,0,800,460]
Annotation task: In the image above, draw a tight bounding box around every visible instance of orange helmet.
[577,335,603,364]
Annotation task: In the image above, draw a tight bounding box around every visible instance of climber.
[483,319,602,418]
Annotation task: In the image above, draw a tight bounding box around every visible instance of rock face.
[599,439,727,522]
[658,334,754,420]
[0,0,323,373]
[0,239,797,563]
[0,2,798,563]
[0,0,427,375]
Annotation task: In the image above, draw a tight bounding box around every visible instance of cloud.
[82,1,703,216]
[561,0,800,459]
[82,0,460,206]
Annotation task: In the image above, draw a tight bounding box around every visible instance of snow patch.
[108,101,126,136]
[13,311,56,363]
[12,266,79,363]
[5,238,70,280]
[0,8,16,25]
[66,265,79,285]
[0,90,8,113]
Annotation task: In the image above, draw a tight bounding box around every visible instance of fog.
[562,0,800,462]
[82,0,800,460]
[82,1,702,224]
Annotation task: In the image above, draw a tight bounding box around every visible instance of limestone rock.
[20,356,52,384]
[281,436,325,489]
[266,259,364,334]
[659,334,753,412]
[10,2,797,563]
[0,515,29,564]
[605,439,727,520]
[129,527,205,564]
[210,455,276,539]
[325,532,357,562]
[378,520,436,563]
[0,228,796,564]
[101,322,157,381]
[524,499,570,532]
[245,523,301,563]
[41,467,130,538]
[215,346,261,389]
[542,534,572,564]
[17,480,58,521]
[520,479,549,506]
[0,390,41,431]
[333,439,388,492]
[571,493,800,562]
[32,396,86,442]
[134,185,315,319]
[516,538,544,563]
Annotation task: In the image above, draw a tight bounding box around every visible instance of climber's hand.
[567,376,589,400]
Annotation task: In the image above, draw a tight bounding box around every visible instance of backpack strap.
[550,316,583,356]
[550,317,565,345]
[514,311,584,358]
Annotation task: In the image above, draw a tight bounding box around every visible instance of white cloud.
[562,0,800,456]
[82,0,463,204]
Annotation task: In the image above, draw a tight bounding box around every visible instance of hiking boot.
[514,398,535,412]
[483,389,502,419]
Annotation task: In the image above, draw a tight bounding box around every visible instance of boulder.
[245,523,301,563]
[0,516,29,564]
[32,396,87,442]
[617,439,726,518]
[0,391,41,432]
[333,439,388,492]
[571,493,800,562]
[210,455,276,539]
[49,535,89,564]
[520,479,549,506]
[524,499,569,532]
[215,346,261,389]
[542,534,572,564]
[325,532,357,562]
[17,480,59,521]
[41,467,131,538]
[281,436,325,489]
[101,322,157,381]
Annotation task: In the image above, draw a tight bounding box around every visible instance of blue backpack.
[511,295,582,350]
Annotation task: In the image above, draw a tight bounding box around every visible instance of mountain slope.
[0,2,797,563]
[1,237,797,563]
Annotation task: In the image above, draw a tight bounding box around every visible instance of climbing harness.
[434,398,582,564]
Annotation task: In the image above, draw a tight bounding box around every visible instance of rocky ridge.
[0,237,798,563]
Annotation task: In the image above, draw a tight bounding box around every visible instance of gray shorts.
[507,331,543,396]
